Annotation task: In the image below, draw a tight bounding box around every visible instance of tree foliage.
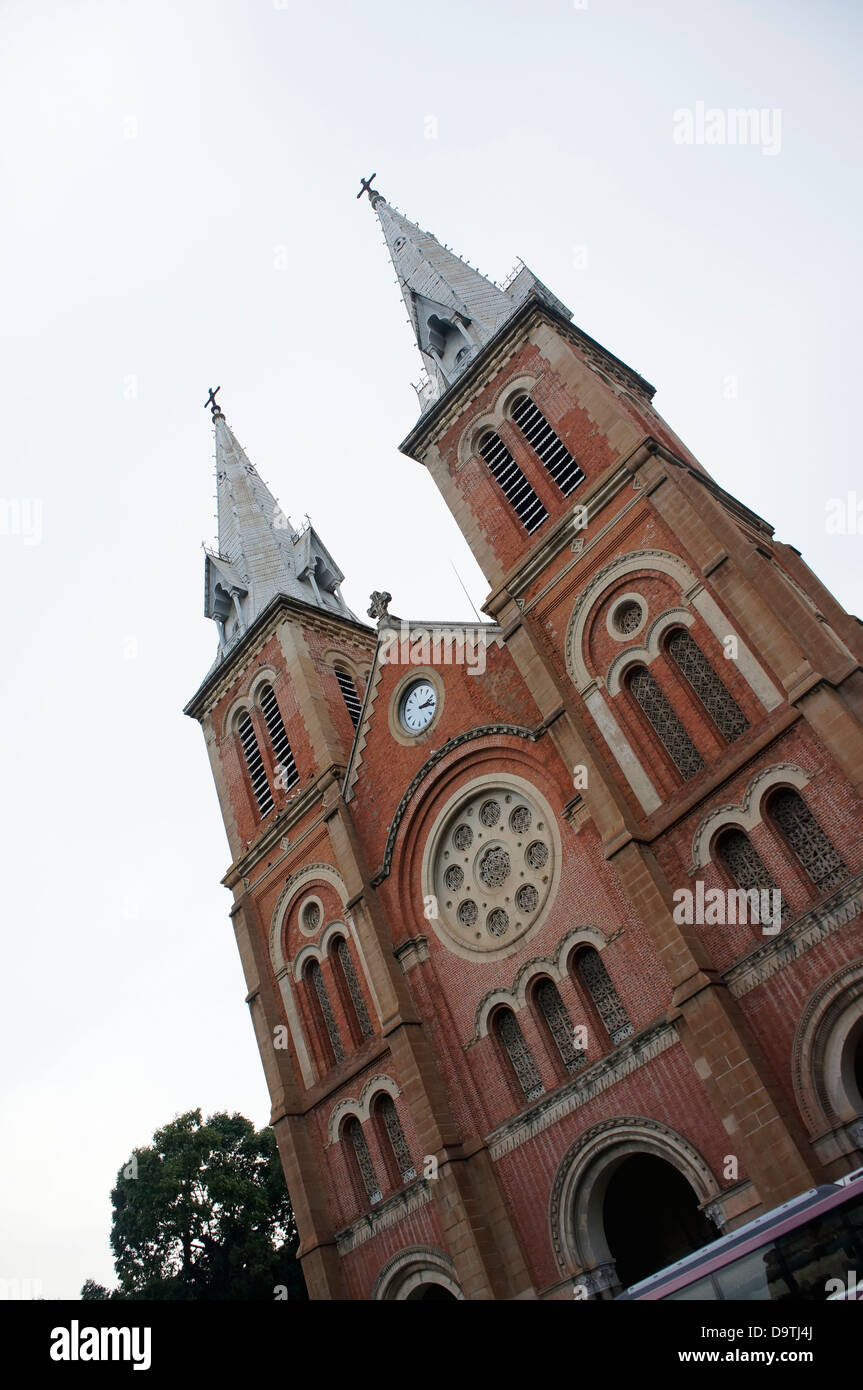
[82,1110,307,1300]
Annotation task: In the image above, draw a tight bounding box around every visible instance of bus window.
[714,1245,791,1301]
[774,1205,862,1299]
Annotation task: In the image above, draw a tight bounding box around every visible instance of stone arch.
[792,962,863,1151]
[456,372,541,468]
[292,942,324,983]
[513,956,562,1008]
[605,608,695,695]
[269,862,349,976]
[566,550,700,694]
[221,665,280,736]
[555,926,608,975]
[474,988,518,1040]
[372,1245,464,1301]
[549,1116,720,1284]
[326,1075,403,1144]
[691,763,810,868]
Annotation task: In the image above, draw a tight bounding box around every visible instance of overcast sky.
[1,0,860,1300]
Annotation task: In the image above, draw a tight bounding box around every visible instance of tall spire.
[202,398,356,661]
[360,177,572,411]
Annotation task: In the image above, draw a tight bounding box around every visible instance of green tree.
[82,1110,307,1300]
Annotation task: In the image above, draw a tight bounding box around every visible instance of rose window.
[478,846,511,888]
[429,783,557,956]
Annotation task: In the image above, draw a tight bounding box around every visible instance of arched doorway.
[602,1153,716,1289]
[405,1283,458,1301]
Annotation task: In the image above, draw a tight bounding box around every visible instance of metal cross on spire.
[357,172,379,202]
[205,386,222,418]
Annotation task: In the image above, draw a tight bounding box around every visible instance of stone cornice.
[398,295,657,460]
[485,1020,678,1160]
[333,1179,433,1254]
[724,875,863,999]
[184,592,375,722]
[222,768,343,889]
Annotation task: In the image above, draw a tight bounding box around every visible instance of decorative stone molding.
[268,861,348,976]
[689,762,811,869]
[394,935,430,972]
[724,875,863,1001]
[605,607,696,696]
[326,1073,403,1144]
[791,960,863,1138]
[486,1021,678,1159]
[371,724,540,887]
[371,1242,462,1299]
[548,1113,720,1275]
[335,1181,434,1256]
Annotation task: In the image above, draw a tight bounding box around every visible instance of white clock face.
[400,680,437,733]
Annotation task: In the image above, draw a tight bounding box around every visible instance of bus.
[616,1168,863,1301]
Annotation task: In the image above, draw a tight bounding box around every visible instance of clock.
[399,679,438,734]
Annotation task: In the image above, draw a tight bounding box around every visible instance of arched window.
[343,1117,381,1208]
[237,712,274,818]
[627,665,704,780]
[766,788,846,893]
[534,978,584,1074]
[305,959,344,1067]
[478,431,548,534]
[259,683,299,794]
[665,629,749,743]
[373,1094,417,1187]
[574,948,633,1046]
[331,937,373,1043]
[334,668,363,730]
[715,827,788,927]
[510,394,584,496]
[494,1008,544,1102]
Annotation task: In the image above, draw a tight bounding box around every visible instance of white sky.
[1,0,860,1300]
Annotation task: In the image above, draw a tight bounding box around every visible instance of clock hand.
[418,698,435,709]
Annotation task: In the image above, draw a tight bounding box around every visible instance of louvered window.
[666,629,749,743]
[307,960,344,1065]
[535,978,585,1074]
[478,431,549,534]
[575,948,634,1045]
[495,1009,544,1102]
[238,713,274,818]
[628,665,705,780]
[376,1095,417,1184]
[344,1118,381,1207]
[259,683,299,794]
[333,938,373,1041]
[767,789,846,893]
[335,668,363,730]
[511,395,584,496]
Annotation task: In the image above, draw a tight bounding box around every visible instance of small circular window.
[300,898,323,933]
[614,601,643,635]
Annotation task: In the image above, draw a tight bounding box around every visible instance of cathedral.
[184,180,863,1300]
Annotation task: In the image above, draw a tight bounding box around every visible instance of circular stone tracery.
[429,782,557,956]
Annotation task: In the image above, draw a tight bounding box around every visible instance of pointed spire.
[362,181,572,411]
[202,399,356,661]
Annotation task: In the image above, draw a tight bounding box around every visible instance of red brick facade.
[187,280,863,1301]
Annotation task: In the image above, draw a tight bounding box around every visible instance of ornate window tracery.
[376,1095,417,1185]
[767,788,846,892]
[495,1009,544,1102]
[333,938,373,1041]
[307,959,344,1064]
[628,665,705,780]
[575,948,634,1045]
[535,978,585,1074]
[429,784,556,956]
[715,827,789,925]
[344,1117,381,1207]
[666,629,749,743]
